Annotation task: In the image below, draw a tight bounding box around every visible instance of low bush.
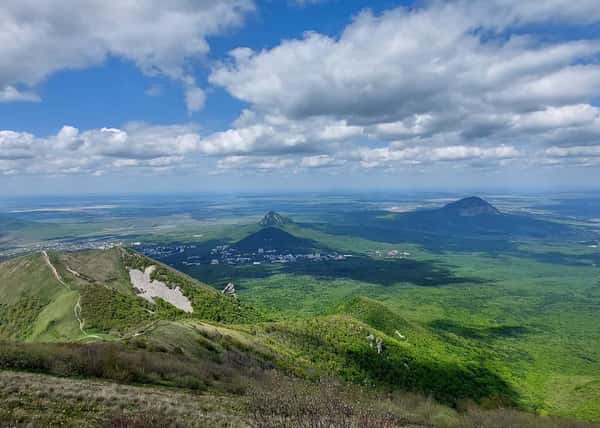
[247,374,430,428]
[106,411,185,428]
[0,341,254,393]
[458,407,600,428]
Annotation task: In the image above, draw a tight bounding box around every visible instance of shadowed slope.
[234,227,317,252]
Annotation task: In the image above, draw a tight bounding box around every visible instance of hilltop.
[385,196,570,239]
[259,211,292,227]
[441,196,501,217]
[333,296,418,337]
[234,211,320,252]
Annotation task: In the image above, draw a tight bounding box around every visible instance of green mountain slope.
[0,247,262,342]
[244,313,516,407]
[333,295,419,337]
[0,251,79,341]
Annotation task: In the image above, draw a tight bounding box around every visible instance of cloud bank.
[2,0,600,183]
[0,0,254,111]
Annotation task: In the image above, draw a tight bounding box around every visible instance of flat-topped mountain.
[259,211,292,227]
[442,197,501,217]
[378,196,570,240]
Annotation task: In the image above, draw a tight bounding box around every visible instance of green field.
[174,221,600,421]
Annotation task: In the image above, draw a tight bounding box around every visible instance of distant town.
[367,249,412,258]
[0,238,415,265]
[135,242,353,266]
[0,238,125,259]
[205,244,351,266]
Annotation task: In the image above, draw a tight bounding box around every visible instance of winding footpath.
[41,250,68,288]
[74,296,101,340]
[40,251,101,340]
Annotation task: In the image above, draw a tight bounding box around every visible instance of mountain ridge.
[0,247,261,341]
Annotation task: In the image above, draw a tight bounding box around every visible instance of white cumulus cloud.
[0,0,254,110]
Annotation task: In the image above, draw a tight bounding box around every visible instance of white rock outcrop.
[128,266,193,313]
[222,282,237,296]
[367,333,375,348]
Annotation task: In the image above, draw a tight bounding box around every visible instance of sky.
[2,0,600,195]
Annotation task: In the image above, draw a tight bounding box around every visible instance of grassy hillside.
[241,312,515,408]
[0,248,262,342]
[0,252,80,341]
[0,314,596,427]
[333,295,422,338]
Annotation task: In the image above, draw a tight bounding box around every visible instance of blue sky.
[2,0,600,195]
[2,0,405,136]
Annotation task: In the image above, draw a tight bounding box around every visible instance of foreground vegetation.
[2,367,599,428]
[0,314,597,427]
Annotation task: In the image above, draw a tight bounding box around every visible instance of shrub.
[106,411,185,428]
[247,375,423,428]
[0,341,255,393]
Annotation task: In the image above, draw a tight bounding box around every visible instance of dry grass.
[2,368,600,428]
[247,373,450,428]
[246,373,600,428]
[0,340,263,393]
[457,407,600,428]
[0,370,245,427]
